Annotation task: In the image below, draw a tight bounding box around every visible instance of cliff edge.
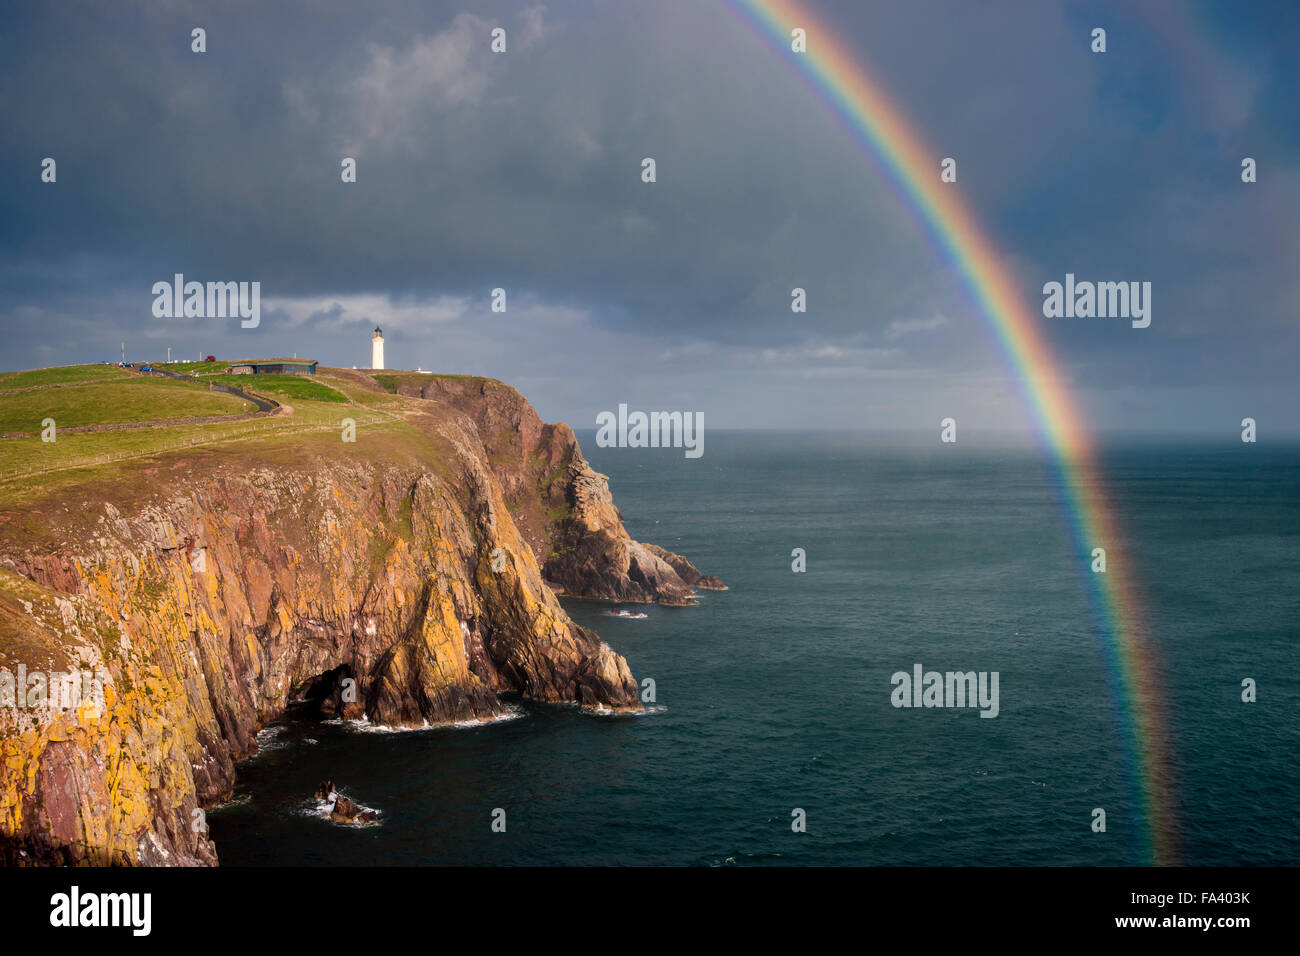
[0,369,722,865]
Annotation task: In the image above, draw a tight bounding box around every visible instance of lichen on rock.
[0,372,721,865]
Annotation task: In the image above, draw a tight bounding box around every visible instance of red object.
[205,355,216,362]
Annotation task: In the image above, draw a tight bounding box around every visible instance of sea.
[209,431,1299,866]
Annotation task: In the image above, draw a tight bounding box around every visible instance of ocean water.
[210,432,1299,866]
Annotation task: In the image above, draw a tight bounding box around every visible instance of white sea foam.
[254,725,290,751]
[298,797,333,820]
[323,704,525,734]
[583,703,667,719]
[301,791,383,827]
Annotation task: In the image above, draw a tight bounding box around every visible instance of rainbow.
[729,0,1177,864]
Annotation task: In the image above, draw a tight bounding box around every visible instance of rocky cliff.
[381,374,726,605]
[0,373,721,865]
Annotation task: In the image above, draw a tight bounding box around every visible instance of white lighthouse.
[371,326,384,370]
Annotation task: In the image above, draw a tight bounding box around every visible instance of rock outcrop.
[383,374,726,605]
[0,373,719,865]
[326,790,378,826]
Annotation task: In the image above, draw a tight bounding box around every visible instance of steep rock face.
[0,401,643,866]
[390,375,725,605]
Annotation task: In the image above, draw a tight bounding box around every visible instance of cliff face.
[389,375,726,605]
[0,375,718,866]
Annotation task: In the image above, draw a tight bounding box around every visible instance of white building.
[371,326,384,370]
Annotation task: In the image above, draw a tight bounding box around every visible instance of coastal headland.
[0,364,722,865]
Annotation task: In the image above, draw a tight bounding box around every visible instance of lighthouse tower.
[371,326,385,370]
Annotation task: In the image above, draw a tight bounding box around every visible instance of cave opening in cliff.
[292,664,355,719]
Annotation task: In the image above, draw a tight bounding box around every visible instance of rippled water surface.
[211,433,1299,865]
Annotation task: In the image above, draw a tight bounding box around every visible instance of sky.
[1,0,1297,434]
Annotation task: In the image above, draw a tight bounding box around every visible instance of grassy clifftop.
[0,377,250,433]
[0,365,400,497]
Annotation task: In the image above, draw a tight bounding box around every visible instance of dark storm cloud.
[0,0,1295,431]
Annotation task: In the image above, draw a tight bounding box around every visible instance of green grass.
[0,391,395,489]
[317,374,407,407]
[0,377,252,433]
[0,365,419,503]
[165,360,232,375]
[373,371,489,396]
[242,374,347,404]
[0,364,132,390]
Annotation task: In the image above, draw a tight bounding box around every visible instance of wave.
[254,725,291,751]
[584,703,668,718]
[322,704,526,734]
